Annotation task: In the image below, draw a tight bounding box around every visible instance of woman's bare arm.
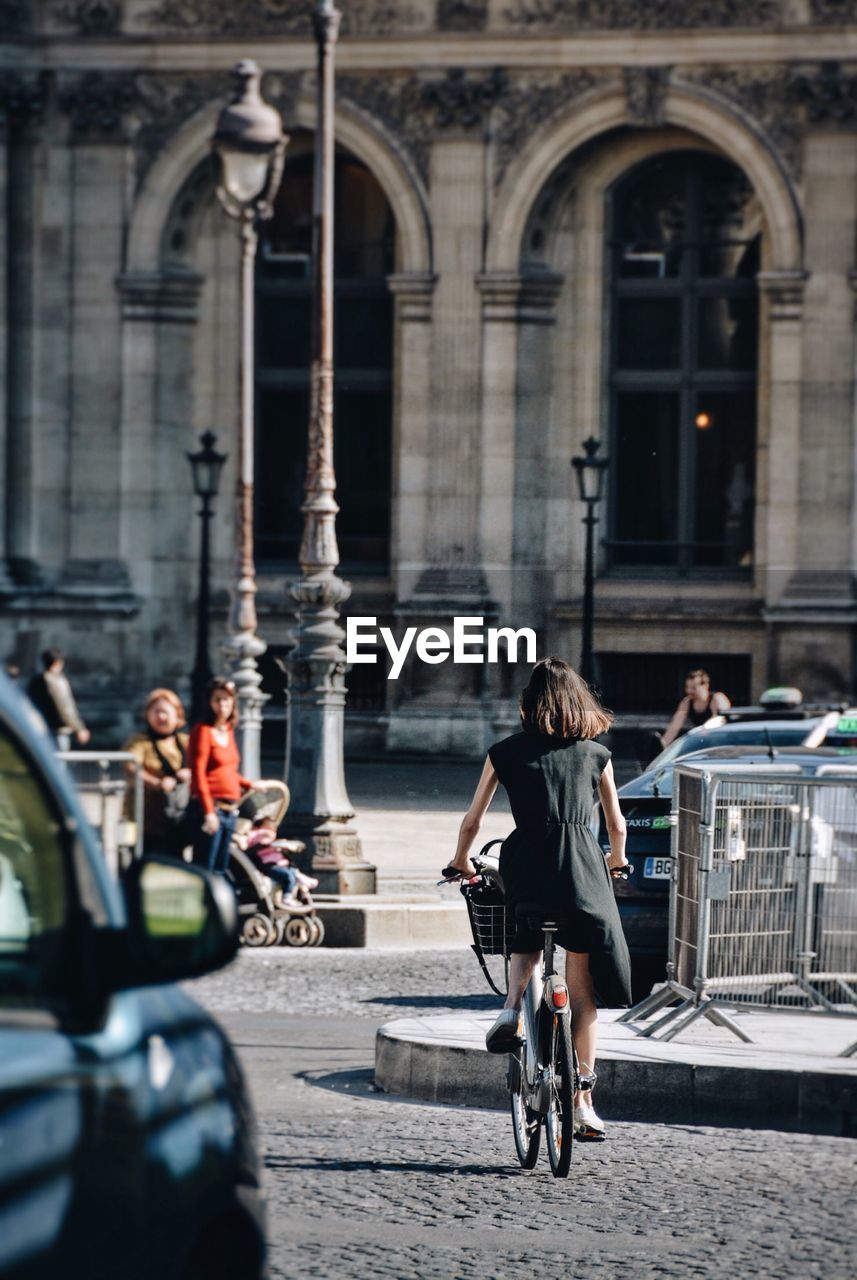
[598,761,629,873]
[661,696,690,747]
[448,756,499,876]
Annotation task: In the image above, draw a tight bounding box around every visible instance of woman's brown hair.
[203,676,239,728]
[519,657,613,740]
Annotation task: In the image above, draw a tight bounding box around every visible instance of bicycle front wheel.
[509,1050,541,1169]
[545,1013,574,1178]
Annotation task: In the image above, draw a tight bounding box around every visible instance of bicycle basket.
[465,879,513,957]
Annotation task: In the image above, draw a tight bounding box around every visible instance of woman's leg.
[504,951,541,1010]
[565,950,598,1103]
[213,810,237,874]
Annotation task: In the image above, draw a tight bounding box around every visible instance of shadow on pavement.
[362,994,499,1011]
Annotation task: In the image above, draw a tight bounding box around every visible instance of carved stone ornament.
[503,0,779,28]
[0,0,29,33]
[624,66,672,127]
[492,70,609,176]
[338,74,432,184]
[130,72,230,187]
[790,59,857,124]
[680,66,803,178]
[53,0,123,33]
[58,71,137,141]
[437,0,488,30]
[809,1,857,24]
[0,71,50,129]
[420,67,507,130]
[141,0,421,36]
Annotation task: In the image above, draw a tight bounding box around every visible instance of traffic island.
[374,1008,857,1137]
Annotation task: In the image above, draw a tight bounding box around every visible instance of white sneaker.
[574,1099,606,1138]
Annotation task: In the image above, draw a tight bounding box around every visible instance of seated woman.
[123,688,191,857]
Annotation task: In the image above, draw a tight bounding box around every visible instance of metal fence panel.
[673,764,857,1012]
[56,751,143,878]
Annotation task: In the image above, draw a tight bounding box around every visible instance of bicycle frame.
[515,925,576,1116]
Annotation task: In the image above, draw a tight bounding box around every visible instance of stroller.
[227,781,325,948]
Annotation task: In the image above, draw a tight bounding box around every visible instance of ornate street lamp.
[211,60,287,777]
[187,430,228,720]
[284,2,373,894]
[571,437,609,688]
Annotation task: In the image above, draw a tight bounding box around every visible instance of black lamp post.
[188,430,228,720]
[571,437,609,688]
[210,59,288,777]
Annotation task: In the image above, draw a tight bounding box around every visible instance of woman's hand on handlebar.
[607,855,632,880]
[442,857,478,881]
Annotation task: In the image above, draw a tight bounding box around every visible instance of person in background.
[187,677,252,874]
[26,647,90,749]
[123,688,191,857]
[661,668,731,747]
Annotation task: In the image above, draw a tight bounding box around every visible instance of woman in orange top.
[187,676,253,872]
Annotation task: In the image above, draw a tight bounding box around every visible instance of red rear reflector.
[553,987,568,1009]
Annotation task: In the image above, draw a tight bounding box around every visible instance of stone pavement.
[188,949,857,1280]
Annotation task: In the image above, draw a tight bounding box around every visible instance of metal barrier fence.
[620,761,857,1046]
[56,751,143,879]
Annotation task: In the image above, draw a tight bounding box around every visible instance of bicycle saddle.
[514,902,570,930]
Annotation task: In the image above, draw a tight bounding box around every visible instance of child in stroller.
[228,783,326,947]
[240,816,318,907]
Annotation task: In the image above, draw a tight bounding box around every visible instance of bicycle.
[442,842,585,1179]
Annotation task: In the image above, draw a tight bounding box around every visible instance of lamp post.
[571,437,609,688]
[284,1,373,894]
[211,60,287,778]
[187,430,228,719]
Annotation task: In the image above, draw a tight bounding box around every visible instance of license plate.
[644,857,671,879]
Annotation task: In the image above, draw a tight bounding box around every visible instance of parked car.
[0,674,266,1280]
[601,742,857,1000]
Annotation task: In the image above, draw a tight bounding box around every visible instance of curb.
[315,897,472,948]
[374,1021,857,1137]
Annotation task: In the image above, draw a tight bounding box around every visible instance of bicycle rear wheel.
[545,1013,574,1178]
[509,1050,541,1169]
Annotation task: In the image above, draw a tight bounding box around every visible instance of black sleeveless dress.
[488,731,632,1008]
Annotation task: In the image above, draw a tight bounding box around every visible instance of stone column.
[419,138,485,590]
[765,132,857,694]
[2,75,46,584]
[0,112,11,591]
[757,270,807,610]
[66,143,126,572]
[387,272,436,603]
[116,270,204,693]
[475,271,563,622]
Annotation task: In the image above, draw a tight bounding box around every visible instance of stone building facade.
[2,1,857,753]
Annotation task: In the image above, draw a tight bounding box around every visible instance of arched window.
[606,152,760,572]
[255,137,395,572]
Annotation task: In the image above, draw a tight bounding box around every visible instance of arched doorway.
[606,151,761,573]
[255,135,395,574]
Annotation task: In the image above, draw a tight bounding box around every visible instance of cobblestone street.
[188,952,856,1280]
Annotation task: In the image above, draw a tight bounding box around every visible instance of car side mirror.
[123,856,239,986]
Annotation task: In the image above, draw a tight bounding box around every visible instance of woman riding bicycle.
[448,656,631,1138]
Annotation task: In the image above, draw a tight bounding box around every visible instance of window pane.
[0,730,68,1002]
[257,291,311,371]
[614,392,679,565]
[699,237,760,280]
[616,298,681,370]
[698,294,758,370]
[693,391,756,567]
[614,156,686,278]
[700,167,757,244]
[335,291,393,371]
[256,388,308,561]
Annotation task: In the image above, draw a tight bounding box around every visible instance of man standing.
[27,648,91,749]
